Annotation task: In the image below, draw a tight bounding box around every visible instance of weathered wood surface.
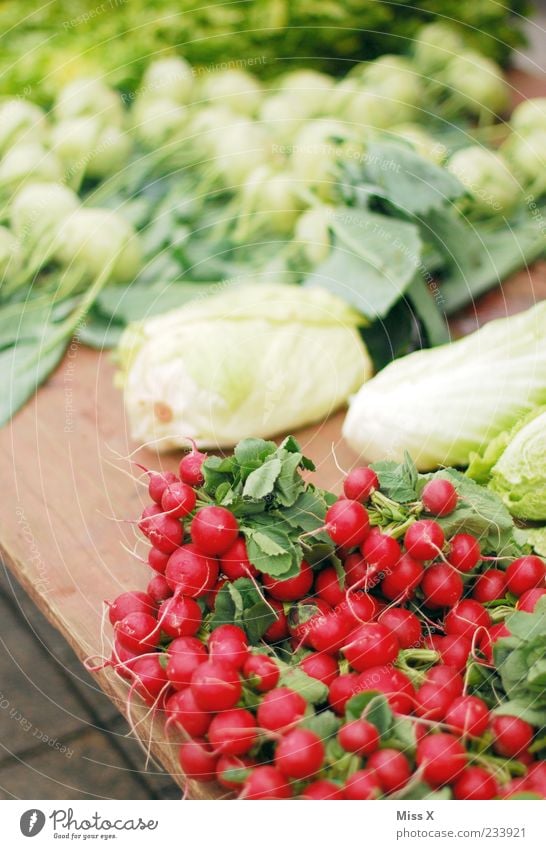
[0,75,544,800]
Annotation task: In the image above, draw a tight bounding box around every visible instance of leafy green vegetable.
[371,453,419,503]
[345,692,393,737]
[305,208,422,320]
[210,578,277,643]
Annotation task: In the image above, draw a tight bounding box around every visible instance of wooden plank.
[0,73,545,799]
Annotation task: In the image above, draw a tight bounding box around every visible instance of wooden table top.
[1,73,545,800]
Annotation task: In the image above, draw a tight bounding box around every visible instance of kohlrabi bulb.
[390,124,447,164]
[440,52,509,118]
[447,146,520,215]
[0,99,47,155]
[240,165,303,234]
[210,118,272,185]
[54,207,141,283]
[294,205,334,264]
[199,69,263,116]
[11,181,79,243]
[510,97,546,134]
[50,117,131,179]
[276,70,335,118]
[0,143,63,189]
[412,23,465,74]
[140,56,194,105]
[132,98,188,148]
[259,94,305,145]
[344,89,403,130]
[54,77,125,126]
[503,128,546,191]
[290,119,348,199]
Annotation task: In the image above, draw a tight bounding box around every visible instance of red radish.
[315,566,345,607]
[243,766,292,799]
[425,665,464,697]
[416,733,466,786]
[445,695,490,737]
[505,555,545,596]
[344,769,381,800]
[115,612,159,653]
[338,719,380,755]
[209,624,249,669]
[257,687,307,733]
[263,598,289,642]
[147,574,172,603]
[421,478,458,516]
[130,654,168,702]
[414,683,452,721]
[274,729,324,780]
[165,544,219,597]
[361,529,401,572]
[148,471,178,504]
[473,569,507,602]
[404,520,444,560]
[368,749,411,793]
[308,610,351,654]
[107,591,155,625]
[421,564,463,608]
[526,762,546,796]
[491,715,533,757]
[300,652,338,686]
[328,673,362,715]
[165,688,211,737]
[381,554,424,600]
[208,708,258,756]
[335,591,380,626]
[179,445,207,486]
[436,634,472,671]
[191,507,239,556]
[517,587,546,611]
[161,481,196,518]
[447,533,481,572]
[325,499,369,547]
[159,595,202,638]
[110,639,141,679]
[216,754,254,791]
[166,636,207,689]
[179,739,217,782]
[343,466,378,502]
[138,503,160,533]
[139,512,183,554]
[190,660,242,711]
[445,599,491,639]
[206,578,227,610]
[478,622,510,664]
[148,547,170,574]
[289,598,331,647]
[358,665,415,714]
[262,560,313,601]
[220,537,258,580]
[243,654,280,692]
[379,608,421,648]
[343,623,399,671]
[454,767,497,800]
[343,553,371,589]
[302,780,345,800]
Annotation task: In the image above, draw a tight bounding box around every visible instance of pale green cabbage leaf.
[116,284,372,450]
[343,302,546,471]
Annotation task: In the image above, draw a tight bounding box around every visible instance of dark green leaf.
[371,455,419,503]
[300,710,341,741]
[397,783,452,800]
[364,141,464,216]
[406,273,449,347]
[0,335,68,427]
[274,452,305,507]
[345,692,393,736]
[280,667,328,705]
[243,457,282,500]
[305,207,422,320]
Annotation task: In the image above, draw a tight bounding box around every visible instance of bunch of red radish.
[95,449,546,800]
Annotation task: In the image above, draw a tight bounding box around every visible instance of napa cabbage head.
[343,302,546,471]
[116,284,372,450]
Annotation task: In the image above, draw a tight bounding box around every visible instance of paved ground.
[0,565,180,800]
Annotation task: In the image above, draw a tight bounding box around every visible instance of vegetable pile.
[90,437,546,800]
[2,23,545,427]
[0,1,530,103]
